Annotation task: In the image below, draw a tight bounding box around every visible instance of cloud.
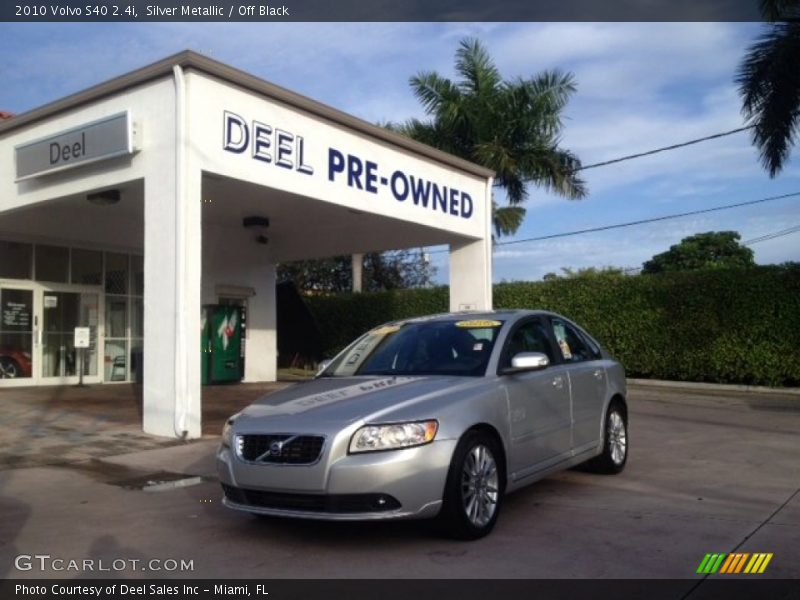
[1,21,797,284]
[490,201,800,282]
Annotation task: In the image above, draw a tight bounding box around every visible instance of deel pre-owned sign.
[14,111,137,181]
[222,110,476,222]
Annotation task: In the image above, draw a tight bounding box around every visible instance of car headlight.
[221,415,239,448]
[349,420,438,454]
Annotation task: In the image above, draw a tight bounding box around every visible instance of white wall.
[0,78,175,214]
[449,238,493,311]
[140,70,204,439]
[0,75,207,440]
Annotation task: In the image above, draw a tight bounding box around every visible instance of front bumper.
[217,438,457,521]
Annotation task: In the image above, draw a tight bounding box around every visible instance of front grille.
[222,484,401,513]
[236,434,324,465]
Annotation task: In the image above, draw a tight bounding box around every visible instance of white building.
[0,51,494,439]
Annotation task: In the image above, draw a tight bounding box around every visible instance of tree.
[737,0,800,177]
[543,266,627,280]
[642,231,755,274]
[393,38,586,238]
[278,249,436,293]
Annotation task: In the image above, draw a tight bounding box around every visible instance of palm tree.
[737,1,800,177]
[394,38,586,239]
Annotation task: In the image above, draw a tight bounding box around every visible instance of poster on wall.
[1,289,33,332]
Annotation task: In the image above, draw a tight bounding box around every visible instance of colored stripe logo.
[697,553,773,574]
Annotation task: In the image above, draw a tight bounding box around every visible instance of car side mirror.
[502,352,549,374]
[316,359,332,376]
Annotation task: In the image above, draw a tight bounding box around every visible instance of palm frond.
[455,38,502,97]
[736,22,800,177]
[409,71,462,116]
[518,146,587,199]
[493,202,526,239]
[400,36,585,236]
[759,0,800,21]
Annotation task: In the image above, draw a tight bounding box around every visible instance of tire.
[438,430,505,540]
[587,400,628,474]
[0,357,19,379]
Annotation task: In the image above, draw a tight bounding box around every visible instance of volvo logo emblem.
[252,435,299,462]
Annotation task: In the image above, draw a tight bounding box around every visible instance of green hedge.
[306,265,800,386]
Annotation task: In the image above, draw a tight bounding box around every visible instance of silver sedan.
[217,310,628,539]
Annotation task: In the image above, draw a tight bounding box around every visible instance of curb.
[628,378,800,411]
[628,378,800,397]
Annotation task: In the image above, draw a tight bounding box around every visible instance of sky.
[1,21,798,283]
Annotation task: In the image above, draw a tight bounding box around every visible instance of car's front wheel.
[439,430,504,540]
[587,400,628,474]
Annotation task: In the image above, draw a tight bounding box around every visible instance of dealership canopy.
[0,51,494,438]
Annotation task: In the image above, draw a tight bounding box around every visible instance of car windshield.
[321,319,504,377]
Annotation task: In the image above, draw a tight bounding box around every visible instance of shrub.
[305,265,800,386]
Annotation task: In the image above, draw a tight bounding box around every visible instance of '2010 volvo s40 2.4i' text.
[217,310,628,539]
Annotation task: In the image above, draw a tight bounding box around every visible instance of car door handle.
[593,369,604,380]
[552,375,564,389]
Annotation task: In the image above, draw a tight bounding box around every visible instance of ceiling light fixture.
[243,215,270,245]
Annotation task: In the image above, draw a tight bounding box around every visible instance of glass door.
[0,288,34,381]
[41,290,99,382]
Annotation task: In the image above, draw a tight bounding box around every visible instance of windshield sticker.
[473,342,484,352]
[370,325,401,336]
[553,322,572,359]
[455,319,502,328]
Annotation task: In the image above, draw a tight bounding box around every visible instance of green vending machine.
[201,304,245,384]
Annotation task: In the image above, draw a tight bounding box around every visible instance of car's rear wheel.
[439,430,504,540]
[587,400,628,474]
[0,357,20,379]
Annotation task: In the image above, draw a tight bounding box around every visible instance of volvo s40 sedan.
[217,310,628,539]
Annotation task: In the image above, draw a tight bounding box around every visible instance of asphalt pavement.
[0,382,798,586]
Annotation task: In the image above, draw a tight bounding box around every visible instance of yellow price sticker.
[370,325,401,335]
[455,319,502,328]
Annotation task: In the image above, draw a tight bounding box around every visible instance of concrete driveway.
[0,382,798,585]
[0,382,289,468]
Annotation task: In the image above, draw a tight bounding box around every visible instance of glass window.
[577,329,603,360]
[130,339,143,382]
[551,318,593,363]
[78,293,99,377]
[35,245,69,283]
[105,253,128,294]
[502,319,555,368]
[325,320,503,378]
[71,248,103,285]
[104,340,128,382]
[0,288,33,379]
[106,297,128,338]
[42,292,81,377]
[131,298,143,337]
[131,255,144,296]
[0,240,33,279]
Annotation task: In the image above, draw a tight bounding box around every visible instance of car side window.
[500,319,555,369]
[577,328,603,360]
[551,318,593,363]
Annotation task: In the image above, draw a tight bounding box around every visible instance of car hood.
[233,375,479,431]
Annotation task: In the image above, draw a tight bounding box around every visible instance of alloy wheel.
[608,411,627,465]
[461,444,499,527]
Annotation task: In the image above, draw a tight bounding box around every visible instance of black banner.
[2,579,798,600]
[1,0,764,23]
